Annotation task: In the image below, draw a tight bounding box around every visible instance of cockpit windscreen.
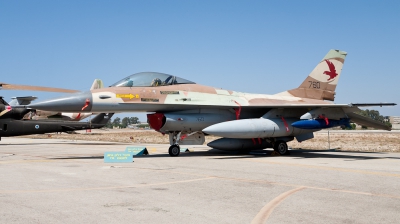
[110,72,196,87]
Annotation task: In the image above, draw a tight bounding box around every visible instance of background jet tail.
[0,97,9,106]
[278,49,347,101]
[90,113,114,125]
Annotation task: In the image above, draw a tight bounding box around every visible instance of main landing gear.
[273,141,289,155]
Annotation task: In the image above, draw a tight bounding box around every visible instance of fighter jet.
[26,50,396,156]
[5,79,104,121]
[0,96,113,140]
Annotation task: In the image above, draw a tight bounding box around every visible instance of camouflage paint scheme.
[88,50,346,113]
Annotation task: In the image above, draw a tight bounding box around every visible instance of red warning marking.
[180,134,187,141]
[81,99,90,111]
[281,116,290,132]
[252,138,256,145]
[318,115,329,125]
[258,138,262,144]
[75,113,81,120]
[234,101,242,120]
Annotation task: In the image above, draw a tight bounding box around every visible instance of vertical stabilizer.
[90,79,104,90]
[281,49,347,101]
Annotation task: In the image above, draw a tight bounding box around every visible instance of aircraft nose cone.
[29,91,93,112]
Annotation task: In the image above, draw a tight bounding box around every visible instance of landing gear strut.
[168,144,180,157]
[274,141,289,155]
[168,131,182,157]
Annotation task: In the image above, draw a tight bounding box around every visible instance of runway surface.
[1,137,400,223]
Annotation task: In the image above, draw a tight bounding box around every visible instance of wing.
[347,112,391,130]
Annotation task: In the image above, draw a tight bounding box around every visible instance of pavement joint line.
[0,155,106,164]
[2,158,400,199]
[246,158,400,178]
[0,159,56,164]
[130,167,400,200]
[251,186,305,224]
[0,177,216,194]
[304,186,400,199]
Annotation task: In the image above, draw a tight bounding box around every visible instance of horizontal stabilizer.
[347,112,391,131]
[9,96,38,106]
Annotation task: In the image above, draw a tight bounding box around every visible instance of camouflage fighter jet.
[0,96,113,140]
[26,50,396,156]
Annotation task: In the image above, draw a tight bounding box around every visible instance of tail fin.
[90,79,104,90]
[90,113,114,125]
[285,49,347,101]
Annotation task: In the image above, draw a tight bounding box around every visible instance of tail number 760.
[308,81,320,89]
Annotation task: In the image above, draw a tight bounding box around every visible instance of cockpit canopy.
[110,72,196,87]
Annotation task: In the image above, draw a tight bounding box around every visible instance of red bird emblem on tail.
[323,60,338,81]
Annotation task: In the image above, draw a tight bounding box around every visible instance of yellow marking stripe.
[251,187,305,224]
[116,94,139,99]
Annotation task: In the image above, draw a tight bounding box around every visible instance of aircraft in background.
[0,96,113,141]
[6,79,104,121]
[26,49,396,156]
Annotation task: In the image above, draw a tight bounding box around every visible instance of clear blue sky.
[1,0,399,121]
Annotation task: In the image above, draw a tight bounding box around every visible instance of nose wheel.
[168,144,180,157]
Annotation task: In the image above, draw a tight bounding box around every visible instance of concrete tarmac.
[1,137,400,223]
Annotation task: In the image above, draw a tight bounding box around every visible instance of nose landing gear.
[168,144,180,157]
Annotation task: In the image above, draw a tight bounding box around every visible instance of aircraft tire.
[169,144,180,157]
[274,141,289,155]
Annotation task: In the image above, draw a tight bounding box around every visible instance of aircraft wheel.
[274,141,289,155]
[169,144,180,157]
